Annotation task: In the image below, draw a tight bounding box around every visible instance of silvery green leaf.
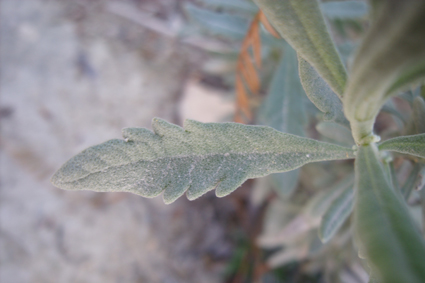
[254,0,347,98]
[353,144,425,283]
[413,96,425,134]
[316,122,354,146]
[196,0,258,15]
[184,3,249,39]
[319,184,354,243]
[343,1,425,144]
[320,1,368,20]
[259,45,306,137]
[378,134,425,159]
[401,164,423,201]
[51,118,354,204]
[258,43,306,196]
[298,55,348,126]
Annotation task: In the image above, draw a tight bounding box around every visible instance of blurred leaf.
[413,96,425,134]
[267,244,309,268]
[381,99,406,127]
[298,56,348,126]
[258,43,306,196]
[316,121,354,146]
[378,134,425,159]
[196,0,258,15]
[353,144,425,283]
[417,166,425,192]
[343,1,425,144]
[319,184,354,243]
[422,85,425,100]
[320,1,369,19]
[51,118,355,204]
[421,168,425,236]
[401,163,423,201]
[184,3,249,39]
[399,89,420,105]
[254,0,347,98]
[305,174,354,220]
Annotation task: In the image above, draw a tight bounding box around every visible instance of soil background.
[0,0,239,282]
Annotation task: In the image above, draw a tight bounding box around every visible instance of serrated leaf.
[319,184,354,243]
[254,0,347,98]
[184,3,249,39]
[353,144,425,283]
[298,55,348,126]
[343,1,425,144]
[316,121,354,146]
[258,43,306,196]
[320,1,368,20]
[51,118,354,204]
[378,134,425,159]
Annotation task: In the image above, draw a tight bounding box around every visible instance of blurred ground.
[0,0,237,282]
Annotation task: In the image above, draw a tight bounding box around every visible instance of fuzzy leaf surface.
[254,0,347,98]
[378,134,425,159]
[51,119,354,204]
[319,184,354,243]
[258,43,306,196]
[298,56,348,126]
[353,144,425,283]
[343,0,425,144]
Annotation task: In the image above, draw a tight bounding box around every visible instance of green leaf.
[258,43,306,196]
[254,0,347,98]
[343,1,425,144]
[51,118,354,204]
[298,56,348,126]
[316,121,354,146]
[184,3,249,39]
[353,144,425,283]
[320,1,369,20]
[319,184,354,243]
[378,134,425,159]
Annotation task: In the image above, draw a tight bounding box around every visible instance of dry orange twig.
[234,11,280,123]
